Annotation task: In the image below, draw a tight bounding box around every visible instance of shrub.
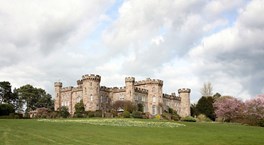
[87,111,94,118]
[172,114,181,121]
[161,113,171,120]
[132,111,142,118]
[94,110,102,117]
[142,112,151,119]
[181,116,197,122]
[155,114,161,120]
[0,104,15,116]
[258,119,264,127]
[197,114,211,122]
[58,106,70,118]
[168,108,173,114]
[137,103,144,112]
[122,111,130,118]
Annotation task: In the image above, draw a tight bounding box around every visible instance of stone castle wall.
[54,74,191,117]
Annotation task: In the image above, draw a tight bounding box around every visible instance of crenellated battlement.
[125,77,135,82]
[163,93,181,101]
[77,80,83,85]
[54,82,62,87]
[100,86,112,92]
[135,78,163,86]
[112,86,126,93]
[135,87,148,94]
[72,86,82,92]
[61,86,73,92]
[82,74,101,82]
[178,88,191,93]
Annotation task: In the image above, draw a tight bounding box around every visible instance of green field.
[0,119,264,145]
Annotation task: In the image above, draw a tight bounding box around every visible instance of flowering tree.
[213,96,244,122]
[244,95,264,126]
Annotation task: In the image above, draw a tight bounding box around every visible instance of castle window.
[142,96,145,102]
[144,105,147,112]
[138,96,142,101]
[152,96,156,103]
[152,105,156,115]
[119,95,124,100]
[77,96,81,103]
[101,96,103,102]
[90,94,93,101]
[85,88,87,95]
[135,96,138,101]
[90,82,92,86]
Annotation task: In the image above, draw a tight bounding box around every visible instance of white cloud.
[0,0,262,103]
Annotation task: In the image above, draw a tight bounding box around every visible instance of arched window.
[90,94,93,101]
[152,96,156,103]
[152,87,155,92]
[119,94,124,100]
[152,105,156,115]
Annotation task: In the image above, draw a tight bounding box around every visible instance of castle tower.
[178,88,191,117]
[125,77,135,101]
[54,82,62,111]
[81,74,101,111]
[145,79,163,115]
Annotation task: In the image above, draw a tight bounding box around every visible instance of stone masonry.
[54,74,191,117]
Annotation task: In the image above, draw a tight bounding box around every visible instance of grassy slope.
[0,119,263,145]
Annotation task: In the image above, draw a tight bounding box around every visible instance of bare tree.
[200,82,213,97]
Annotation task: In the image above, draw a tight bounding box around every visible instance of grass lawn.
[0,118,263,145]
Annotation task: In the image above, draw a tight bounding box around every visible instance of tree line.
[0,81,54,117]
[190,82,264,127]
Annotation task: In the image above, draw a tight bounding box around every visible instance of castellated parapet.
[135,78,163,86]
[135,87,148,94]
[125,77,135,82]
[163,93,181,101]
[61,86,73,92]
[178,88,191,93]
[82,74,101,82]
[54,73,191,117]
[54,82,62,87]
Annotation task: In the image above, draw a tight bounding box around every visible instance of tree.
[17,84,53,112]
[112,100,136,113]
[0,81,13,104]
[137,103,143,112]
[213,96,244,122]
[196,96,215,121]
[190,103,198,117]
[59,106,70,118]
[74,99,85,117]
[244,95,264,126]
[0,104,14,116]
[200,82,213,97]
[213,92,221,100]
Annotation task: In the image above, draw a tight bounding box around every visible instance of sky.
[0,0,263,103]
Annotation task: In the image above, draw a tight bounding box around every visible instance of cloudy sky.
[0,0,263,102]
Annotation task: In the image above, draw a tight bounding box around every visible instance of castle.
[54,74,191,117]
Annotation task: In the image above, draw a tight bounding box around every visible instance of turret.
[81,74,101,111]
[178,88,191,117]
[125,77,135,101]
[54,82,62,111]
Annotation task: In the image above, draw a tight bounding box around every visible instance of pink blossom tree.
[244,95,264,126]
[213,96,244,122]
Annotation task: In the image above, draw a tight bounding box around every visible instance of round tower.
[178,88,191,117]
[54,82,62,111]
[125,77,135,101]
[81,74,101,111]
